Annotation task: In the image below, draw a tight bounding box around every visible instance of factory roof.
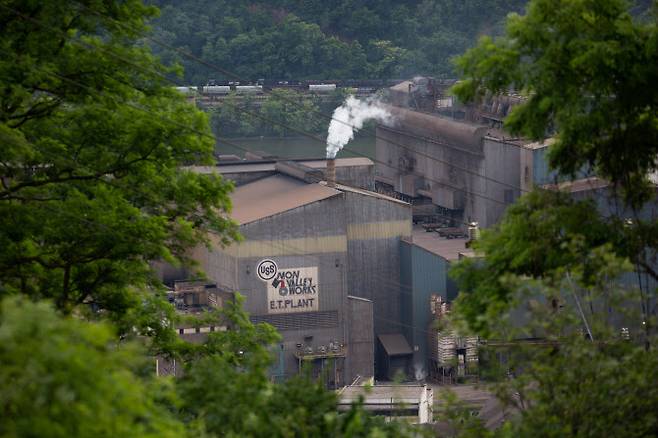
[483,135,532,148]
[338,384,430,404]
[409,226,472,261]
[331,182,410,206]
[186,157,374,175]
[230,174,341,224]
[378,333,413,356]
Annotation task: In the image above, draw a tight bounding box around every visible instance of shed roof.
[332,182,410,206]
[378,333,413,356]
[409,226,470,261]
[230,174,341,224]
[300,157,373,168]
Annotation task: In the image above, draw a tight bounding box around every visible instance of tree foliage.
[175,295,425,437]
[211,88,341,138]
[454,254,658,438]
[0,0,239,321]
[449,1,658,435]
[148,0,528,83]
[453,0,658,207]
[0,297,185,438]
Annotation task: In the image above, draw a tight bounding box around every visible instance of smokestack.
[326,158,336,188]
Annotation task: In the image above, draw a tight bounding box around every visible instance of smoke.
[414,362,427,381]
[326,96,393,159]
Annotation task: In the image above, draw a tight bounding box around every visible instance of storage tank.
[235,85,263,93]
[309,84,337,93]
[203,85,231,94]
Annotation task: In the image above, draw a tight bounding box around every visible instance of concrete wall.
[376,125,485,204]
[376,124,487,227]
[376,125,526,228]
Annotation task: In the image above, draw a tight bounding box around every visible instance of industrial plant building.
[191,160,412,385]
[375,105,531,228]
[376,77,541,228]
[162,77,658,386]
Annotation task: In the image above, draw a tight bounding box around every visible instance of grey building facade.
[192,168,412,383]
[375,106,528,228]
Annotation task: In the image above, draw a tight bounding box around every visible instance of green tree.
[452,249,658,438]
[448,0,658,435]
[175,296,426,437]
[453,0,658,207]
[450,0,658,337]
[148,0,529,81]
[0,0,239,327]
[0,296,185,438]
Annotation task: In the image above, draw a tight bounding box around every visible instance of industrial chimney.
[326,158,336,188]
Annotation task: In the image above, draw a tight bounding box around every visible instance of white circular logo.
[256,259,278,281]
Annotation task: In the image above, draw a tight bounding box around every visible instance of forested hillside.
[148,0,527,83]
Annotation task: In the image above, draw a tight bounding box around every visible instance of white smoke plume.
[414,362,427,381]
[326,96,392,159]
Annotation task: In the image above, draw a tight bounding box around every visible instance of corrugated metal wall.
[344,191,412,336]
[197,188,415,381]
[400,241,450,377]
[347,296,374,383]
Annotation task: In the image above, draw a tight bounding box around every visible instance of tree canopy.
[0,2,430,437]
[147,0,528,83]
[448,1,658,435]
[450,0,658,332]
[0,0,239,323]
[453,0,658,206]
[0,297,185,438]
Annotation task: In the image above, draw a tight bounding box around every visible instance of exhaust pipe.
[326,158,336,188]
